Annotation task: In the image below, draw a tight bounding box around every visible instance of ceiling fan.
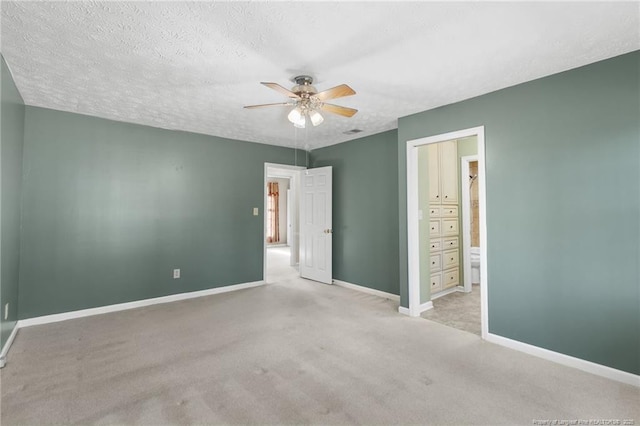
[244,75,357,128]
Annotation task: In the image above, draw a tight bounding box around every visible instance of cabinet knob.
[445,196,448,198]
[436,195,439,198]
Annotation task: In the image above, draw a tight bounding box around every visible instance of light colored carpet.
[1,248,638,425]
[422,286,481,336]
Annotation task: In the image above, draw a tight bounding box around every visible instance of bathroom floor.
[421,285,481,336]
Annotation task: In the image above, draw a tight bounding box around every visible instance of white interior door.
[300,166,332,284]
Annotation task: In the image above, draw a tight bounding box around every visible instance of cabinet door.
[429,220,441,237]
[427,143,441,203]
[439,140,458,204]
[430,253,442,272]
[443,248,459,269]
[443,268,459,289]
[442,218,458,236]
[430,273,442,293]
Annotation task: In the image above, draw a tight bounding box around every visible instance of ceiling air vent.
[343,129,363,135]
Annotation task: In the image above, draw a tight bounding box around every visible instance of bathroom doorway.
[461,155,480,293]
[405,126,488,338]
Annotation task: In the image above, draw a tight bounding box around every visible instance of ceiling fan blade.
[244,102,292,109]
[314,84,356,102]
[261,82,300,98]
[320,103,358,117]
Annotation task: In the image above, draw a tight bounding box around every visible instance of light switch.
[253,207,259,216]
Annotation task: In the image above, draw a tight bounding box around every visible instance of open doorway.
[264,163,305,283]
[405,126,488,339]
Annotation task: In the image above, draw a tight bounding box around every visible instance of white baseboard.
[419,301,433,313]
[19,280,265,328]
[397,301,433,317]
[333,279,400,302]
[398,306,411,316]
[0,323,20,368]
[486,333,640,388]
[431,287,463,300]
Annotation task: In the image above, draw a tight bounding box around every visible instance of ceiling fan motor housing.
[292,75,317,97]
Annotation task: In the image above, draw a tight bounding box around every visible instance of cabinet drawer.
[429,206,440,217]
[430,273,442,293]
[442,219,458,236]
[429,253,442,272]
[441,206,458,217]
[443,249,459,268]
[443,237,459,250]
[429,239,441,252]
[429,220,441,237]
[443,268,459,289]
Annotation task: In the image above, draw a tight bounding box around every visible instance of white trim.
[398,306,411,316]
[405,126,489,339]
[460,155,478,293]
[19,281,265,328]
[405,135,421,317]
[0,323,20,368]
[418,301,434,313]
[264,163,305,281]
[333,279,400,302]
[398,301,433,315]
[478,130,489,340]
[487,333,640,388]
[430,286,463,300]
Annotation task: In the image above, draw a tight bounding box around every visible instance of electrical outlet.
[253,207,259,216]
[4,303,8,320]
[173,269,181,279]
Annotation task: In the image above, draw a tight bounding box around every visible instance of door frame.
[460,155,478,293]
[405,126,489,339]
[264,163,306,283]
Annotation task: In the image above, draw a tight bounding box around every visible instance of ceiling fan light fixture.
[287,107,305,128]
[309,109,324,126]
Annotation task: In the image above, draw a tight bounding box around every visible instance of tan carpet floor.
[422,286,481,336]
[1,247,638,424]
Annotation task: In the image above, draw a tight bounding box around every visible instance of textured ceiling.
[1,2,639,150]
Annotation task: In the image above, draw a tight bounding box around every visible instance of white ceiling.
[1,2,638,150]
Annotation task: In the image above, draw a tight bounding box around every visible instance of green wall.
[310,130,399,296]
[398,51,639,374]
[1,55,25,349]
[19,106,306,318]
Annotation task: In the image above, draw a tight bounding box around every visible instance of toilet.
[470,247,481,284]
